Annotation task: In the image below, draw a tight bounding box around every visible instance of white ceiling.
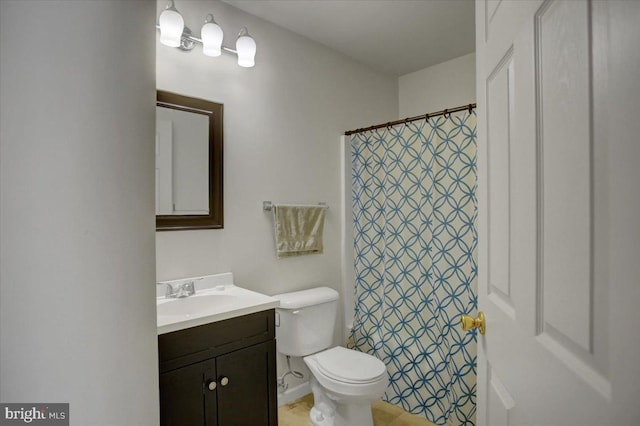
[222,0,475,76]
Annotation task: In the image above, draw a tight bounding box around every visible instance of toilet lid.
[315,347,386,384]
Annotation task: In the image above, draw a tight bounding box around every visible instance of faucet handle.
[165,283,177,298]
[183,281,195,296]
[165,280,196,298]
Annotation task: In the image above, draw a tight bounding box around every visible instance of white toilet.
[274,287,388,426]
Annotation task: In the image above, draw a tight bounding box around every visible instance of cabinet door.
[216,341,277,426]
[160,359,217,426]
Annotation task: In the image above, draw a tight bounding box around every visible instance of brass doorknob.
[461,311,486,335]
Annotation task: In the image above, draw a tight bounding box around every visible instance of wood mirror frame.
[156,91,223,231]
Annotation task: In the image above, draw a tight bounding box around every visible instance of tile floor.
[278,394,436,426]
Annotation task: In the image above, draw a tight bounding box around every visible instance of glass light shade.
[201,16,223,57]
[159,2,184,47]
[236,29,256,68]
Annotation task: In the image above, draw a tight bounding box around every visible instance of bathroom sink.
[156,273,279,335]
[157,294,237,316]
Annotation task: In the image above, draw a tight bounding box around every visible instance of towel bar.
[263,201,328,212]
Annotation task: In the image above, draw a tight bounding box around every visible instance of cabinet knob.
[220,376,229,386]
[207,380,216,391]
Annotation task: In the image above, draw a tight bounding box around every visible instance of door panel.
[216,341,276,426]
[536,0,593,355]
[160,360,215,426]
[486,47,515,317]
[487,365,517,426]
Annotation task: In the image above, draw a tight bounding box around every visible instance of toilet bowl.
[273,287,388,426]
[304,346,388,426]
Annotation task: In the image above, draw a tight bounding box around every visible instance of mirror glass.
[156,91,223,231]
[156,106,209,215]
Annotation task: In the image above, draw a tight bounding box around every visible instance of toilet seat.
[314,346,386,384]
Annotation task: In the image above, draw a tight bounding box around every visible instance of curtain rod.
[344,103,477,136]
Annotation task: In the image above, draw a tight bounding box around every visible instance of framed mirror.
[156,91,223,230]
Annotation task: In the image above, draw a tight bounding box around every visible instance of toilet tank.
[273,287,339,356]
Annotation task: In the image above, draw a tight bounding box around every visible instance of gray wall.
[155,0,398,395]
[399,52,476,117]
[155,0,398,289]
[0,1,159,424]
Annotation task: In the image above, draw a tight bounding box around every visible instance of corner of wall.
[398,52,476,118]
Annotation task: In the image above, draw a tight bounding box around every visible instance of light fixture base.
[178,26,196,51]
[155,4,256,67]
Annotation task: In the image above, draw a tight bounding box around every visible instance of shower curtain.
[349,110,477,425]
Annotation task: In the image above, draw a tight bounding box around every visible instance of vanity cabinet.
[158,309,277,426]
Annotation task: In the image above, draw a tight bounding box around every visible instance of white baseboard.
[277,381,311,407]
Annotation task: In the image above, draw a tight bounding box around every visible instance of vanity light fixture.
[157,0,257,68]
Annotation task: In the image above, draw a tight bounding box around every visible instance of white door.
[475,1,640,425]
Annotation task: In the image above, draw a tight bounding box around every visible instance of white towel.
[272,205,326,258]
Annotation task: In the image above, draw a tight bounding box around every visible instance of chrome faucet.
[166,281,196,298]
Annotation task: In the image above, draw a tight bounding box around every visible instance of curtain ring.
[444,109,450,119]
[468,104,473,114]
[424,113,429,123]
[386,122,392,130]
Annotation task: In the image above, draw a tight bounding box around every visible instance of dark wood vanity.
[158,309,278,426]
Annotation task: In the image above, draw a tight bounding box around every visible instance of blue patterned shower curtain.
[349,111,477,425]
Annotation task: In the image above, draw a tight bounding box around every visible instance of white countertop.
[156,273,279,335]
